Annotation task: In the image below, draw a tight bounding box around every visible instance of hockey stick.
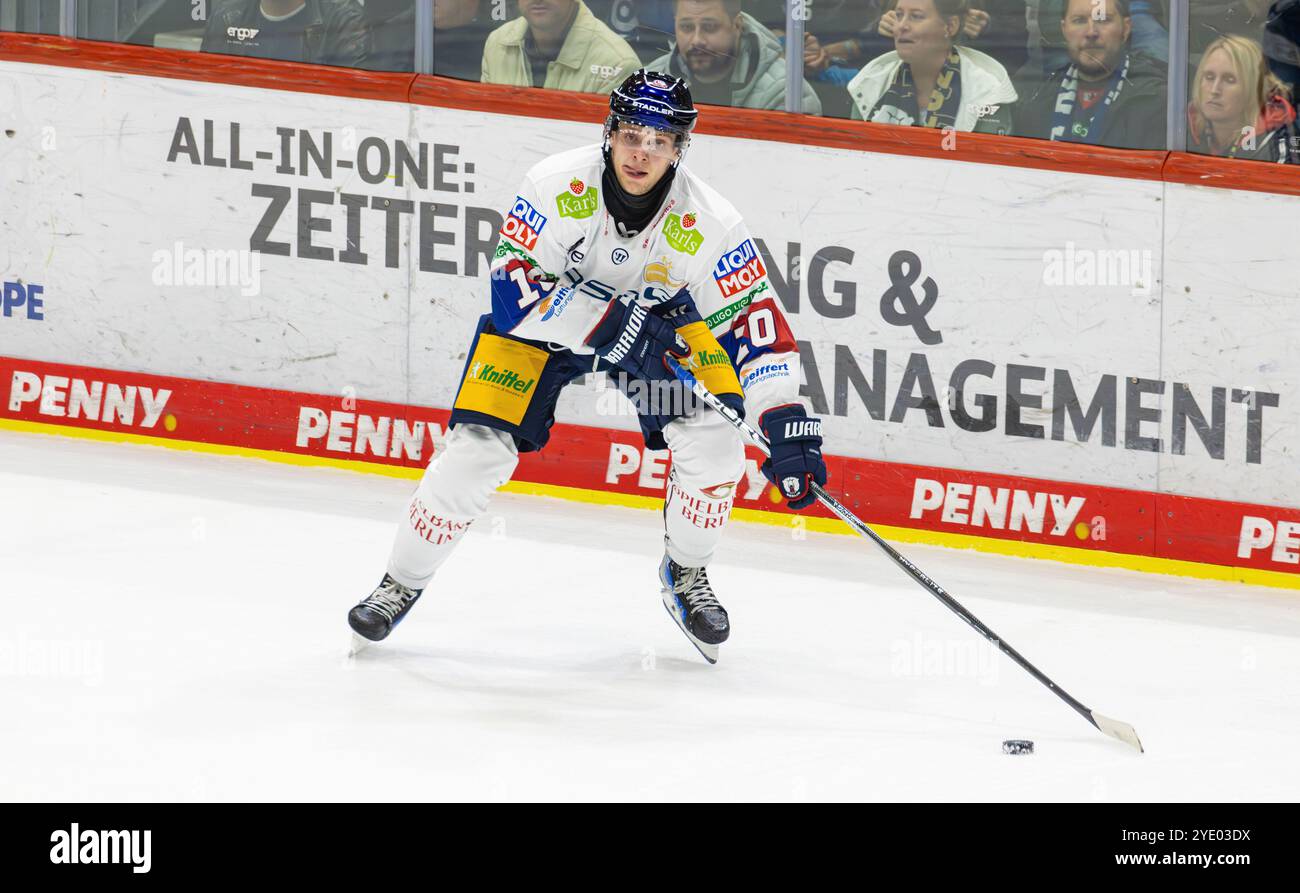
[667,359,1144,753]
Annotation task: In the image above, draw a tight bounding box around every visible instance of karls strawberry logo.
[713,239,768,299]
[681,213,696,229]
[569,179,585,195]
[501,196,547,251]
[909,478,1106,541]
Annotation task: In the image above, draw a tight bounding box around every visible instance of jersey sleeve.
[692,222,802,422]
[487,174,610,350]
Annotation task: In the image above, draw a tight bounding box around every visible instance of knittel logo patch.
[556,185,598,219]
[50,824,151,874]
[663,213,704,255]
[471,362,536,395]
[454,334,548,425]
[687,348,730,372]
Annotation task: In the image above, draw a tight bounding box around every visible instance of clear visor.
[611,123,683,159]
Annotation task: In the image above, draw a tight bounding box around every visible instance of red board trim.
[3,355,1297,578]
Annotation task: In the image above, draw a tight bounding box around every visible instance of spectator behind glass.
[848,0,1017,132]
[1263,0,1300,98]
[1188,34,1298,162]
[583,0,677,61]
[1037,0,1165,69]
[1014,0,1166,149]
[645,0,823,111]
[481,0,641,92]
[360,0,414,71]
[431,0,497,81]
[201,0,370,67]
[877,0,1030,74]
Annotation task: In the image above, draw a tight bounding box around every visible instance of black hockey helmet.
[604,70,698,165]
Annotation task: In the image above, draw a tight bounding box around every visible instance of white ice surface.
[1,428,1298,802]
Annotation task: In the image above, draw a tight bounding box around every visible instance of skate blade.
[347,633,373,658]
[660,589,719,665]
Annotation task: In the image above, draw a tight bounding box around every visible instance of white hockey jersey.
[488,144,800,423]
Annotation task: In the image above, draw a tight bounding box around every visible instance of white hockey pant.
[385,410,746,591]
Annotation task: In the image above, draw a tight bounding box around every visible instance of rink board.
[3,354,1297,588]
[1,47,1298,586]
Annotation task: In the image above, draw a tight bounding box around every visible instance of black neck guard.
[601,149,676,238]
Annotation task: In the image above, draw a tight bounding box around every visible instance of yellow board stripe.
[4,416,1299,592]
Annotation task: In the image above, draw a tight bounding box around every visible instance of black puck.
[1002,739,1034,755]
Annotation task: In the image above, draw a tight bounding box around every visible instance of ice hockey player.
[348,69,827,662]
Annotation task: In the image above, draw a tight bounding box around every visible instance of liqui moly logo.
[501,196,547,251]
[713,239,767,299]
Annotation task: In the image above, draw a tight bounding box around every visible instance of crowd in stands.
[4,0,1297,162]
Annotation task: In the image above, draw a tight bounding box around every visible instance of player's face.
[893,0,959,66]
[1062,0,1131,79]
[674,0,742,84]
[521,0,575,32]
[609,125,678,195]
[1198,49,1249,128]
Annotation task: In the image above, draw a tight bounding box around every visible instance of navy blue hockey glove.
[586,297,689,384]
[759,404,827,511]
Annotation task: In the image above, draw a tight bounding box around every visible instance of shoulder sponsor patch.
[501,196,547,251]
[492,240,539,267]
[556,181,599,219]
[713,238,767,299]
[704,280,769,329]
[663,213,704,255]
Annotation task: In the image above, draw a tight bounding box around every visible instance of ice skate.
[659,555,729,664]
[347,574,424,648]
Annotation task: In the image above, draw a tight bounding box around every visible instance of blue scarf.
[1048,53,1130,144]
[869,48,964,130]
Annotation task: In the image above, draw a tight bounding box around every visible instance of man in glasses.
[348,70,827,664]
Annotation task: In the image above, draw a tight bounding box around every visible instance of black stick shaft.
[808,480,1099,731]
[669,361,1106,736]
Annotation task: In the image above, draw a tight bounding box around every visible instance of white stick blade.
[1092,712,1144,753]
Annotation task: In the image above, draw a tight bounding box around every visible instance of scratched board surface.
[0,61,1296,508]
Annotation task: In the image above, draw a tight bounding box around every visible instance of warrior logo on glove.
[759,404,828,511]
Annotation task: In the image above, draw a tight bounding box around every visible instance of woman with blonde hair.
[1189,34,1298,163]
[847,0,1017,133]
